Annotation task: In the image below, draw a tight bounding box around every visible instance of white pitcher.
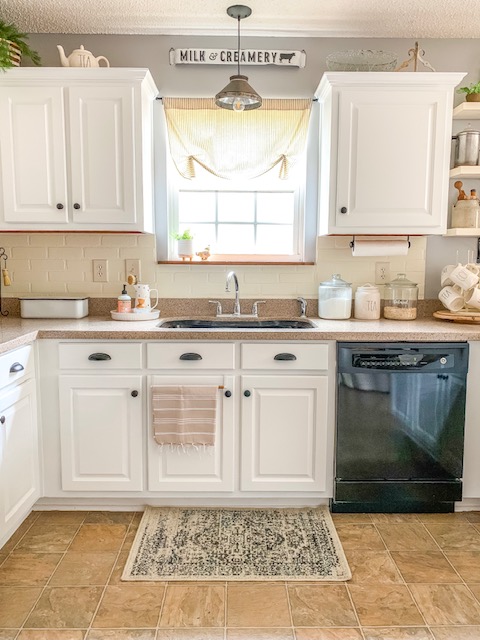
[133,283,159,313]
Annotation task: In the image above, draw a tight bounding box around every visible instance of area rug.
[121,506,351,581]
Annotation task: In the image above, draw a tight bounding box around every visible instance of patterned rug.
[122,506,351,581]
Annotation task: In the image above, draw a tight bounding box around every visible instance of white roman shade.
[163,97,312,180]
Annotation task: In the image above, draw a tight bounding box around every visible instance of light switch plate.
[93,259,108,283]
[375,262,390,285]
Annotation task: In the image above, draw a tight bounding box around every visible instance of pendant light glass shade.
[215,5,262,112]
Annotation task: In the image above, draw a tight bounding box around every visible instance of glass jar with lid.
[318,274,352,319]
[383,273,418,320]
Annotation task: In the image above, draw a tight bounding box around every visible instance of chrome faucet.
[225,271,241,316]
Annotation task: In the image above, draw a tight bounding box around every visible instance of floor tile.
[227,630,294,640]
[345,550,403,584]
[363,629,433,640]
[120,527,138,552]
[34,512,87,526]
[49,552,117,586]
[370,514,420,523]
[69,524,128,553]
[0,519,36,553]
[17,631,86,640]
[84,511,134,524]
[334,524,385,550]
[87,631,155,640]
[0,586,42,627]
[227,584,290,628]
[157,631,224,640]
[0,555,6,566]
[331,514,372,524]
[376,524,438,552]
[348,584,423,627]
[93,585,164,628]
[0,553,62,586]
[14,525,79,553]
[288,585,357,627]
[159,584,224,628]
[409,584,480,625]
[424,523,480,552]
[430,628,480,639]
[465,512,480,523]
[295,630,362,640]
[444,550,480,582]
[0,632,18,640]
[391,550,462,583]
[417,513,469,523]
[24,586,103,628]
[468,583,480,600]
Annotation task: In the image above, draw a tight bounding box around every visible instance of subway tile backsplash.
[0,234,426,299]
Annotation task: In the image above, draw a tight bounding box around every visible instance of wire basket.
[326,50,398,72]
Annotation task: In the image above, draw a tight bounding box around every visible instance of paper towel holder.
[349,235,411,249]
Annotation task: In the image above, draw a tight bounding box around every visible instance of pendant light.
[215,5,262,112]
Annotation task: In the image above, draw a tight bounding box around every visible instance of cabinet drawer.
[147,343,235,370]
[0,345,34,390]
[59,342,143,369]
[241,343,329,370]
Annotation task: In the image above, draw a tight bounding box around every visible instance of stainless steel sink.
[157,318,316,329]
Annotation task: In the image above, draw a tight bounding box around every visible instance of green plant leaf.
[0,20,41,68]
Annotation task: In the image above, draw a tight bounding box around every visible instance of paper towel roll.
[351,239,409,257]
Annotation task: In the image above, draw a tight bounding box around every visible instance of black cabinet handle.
[88,353,112,361]
[274,353,297,361]
[56,203,64,210]
[73,203,81,210]
[224,390,232,398]
[0,416,5,425]
[131,390,139,397]
[9,362,24,373]
[244,390,251,397]
[179,353,202,361]
[340,206,347,214]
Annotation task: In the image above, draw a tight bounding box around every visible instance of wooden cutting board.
[433,310,480,323]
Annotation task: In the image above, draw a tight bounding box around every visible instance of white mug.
[440,264,456,287]
[133,283,159,312]
[465,286,480,310]
[449,264,480,291]
[438,284,465,312]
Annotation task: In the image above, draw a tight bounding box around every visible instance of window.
[155,99,318,263]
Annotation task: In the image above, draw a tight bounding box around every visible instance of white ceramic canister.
[354,283,381,320]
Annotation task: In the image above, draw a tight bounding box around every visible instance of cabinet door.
[0,379,40,533]
[68,86,136,225]
[0,86,68,224]
[241,375,328,492]
[59,375,143,491]
[334,88,449,233]
[147,375,235,492]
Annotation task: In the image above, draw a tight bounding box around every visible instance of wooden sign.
[169,48,306,68]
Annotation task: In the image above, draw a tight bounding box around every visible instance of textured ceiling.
[2,0,480,38]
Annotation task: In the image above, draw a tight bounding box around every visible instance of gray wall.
[27,33,480,296]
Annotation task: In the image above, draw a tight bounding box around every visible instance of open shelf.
[450,166,480,179]
[444,228,480,237]
[453,103,480,120]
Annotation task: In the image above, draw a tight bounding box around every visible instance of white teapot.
[133,283,159,313]
[57,45,110,68]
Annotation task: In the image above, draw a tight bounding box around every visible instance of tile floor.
[0,511,480,639]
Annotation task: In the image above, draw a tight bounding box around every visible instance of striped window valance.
[163,97,312,180]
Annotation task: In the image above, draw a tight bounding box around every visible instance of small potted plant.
[172,229,194,261]
[0,20,41,69]
[458,81,480,103]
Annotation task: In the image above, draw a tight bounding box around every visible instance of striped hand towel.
[152,385,218,447]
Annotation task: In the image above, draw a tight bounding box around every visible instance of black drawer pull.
[244,390,251,397]
[0,416,5,424]
[56,203,64,210]
[224,390,232,398]
[9,362,24,373]
[131,390,139,397]
[88,353,112,361]
[179,353,202,361]
[274,353,297,361]
[340,206,347,214]
[73,203,81,210]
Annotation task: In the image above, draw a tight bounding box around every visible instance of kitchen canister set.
[439,262,480,312]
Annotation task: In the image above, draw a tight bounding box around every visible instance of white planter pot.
[177,239,194,261]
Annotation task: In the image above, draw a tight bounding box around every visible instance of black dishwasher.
[333,342,469,513]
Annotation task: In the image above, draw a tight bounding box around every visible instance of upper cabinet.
[315,72,466,235]
[0,69,158,232]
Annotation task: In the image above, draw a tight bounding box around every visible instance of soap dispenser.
[117,284,132,313]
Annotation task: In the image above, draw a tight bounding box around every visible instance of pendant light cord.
[237,15,241,76]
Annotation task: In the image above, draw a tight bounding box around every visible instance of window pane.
[179,191,215,222]
[217,224,255,253]
[256,224,294,254]
[218,192,254,222]
[257,192,295,224]
[187,224,216,251]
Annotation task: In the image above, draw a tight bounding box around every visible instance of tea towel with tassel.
[152,385,217,447]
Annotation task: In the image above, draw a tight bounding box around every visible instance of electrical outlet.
[375,262,390,285]
[125,259,141,282]
[93,259,108,283]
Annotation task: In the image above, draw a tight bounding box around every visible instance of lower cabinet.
[240,375,329,492]
[59,374,143,491]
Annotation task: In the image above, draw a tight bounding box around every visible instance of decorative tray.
[110,310,160,321]
[433,310,480,324]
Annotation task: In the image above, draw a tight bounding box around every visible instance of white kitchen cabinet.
[147,374,235,492]
[315,72,466,235]
[59,374,143,491]
[0,68,157,232]
[0,346,39,549]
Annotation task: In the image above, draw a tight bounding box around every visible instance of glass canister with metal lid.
[383,273,418,320]
[318,274,352,319]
